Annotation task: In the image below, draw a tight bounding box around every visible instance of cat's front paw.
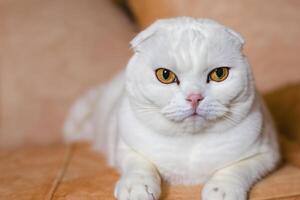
[201,179,247,200]
[114,173,161,200]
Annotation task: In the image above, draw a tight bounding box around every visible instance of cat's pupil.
[216,68,224,77]
[163,70,170,79]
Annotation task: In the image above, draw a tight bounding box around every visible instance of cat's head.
[125,17,256,135]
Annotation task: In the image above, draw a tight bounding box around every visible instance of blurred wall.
[0,0,135,148]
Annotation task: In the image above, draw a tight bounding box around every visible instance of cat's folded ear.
[130,19,165,52]
[225,27,245,48]
[130,18,245,52]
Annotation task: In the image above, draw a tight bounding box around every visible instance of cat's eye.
[208,67,229,82]
[155,68,178,84]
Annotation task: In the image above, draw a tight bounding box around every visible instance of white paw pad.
[202,180,246,200]
[114,174,160,200]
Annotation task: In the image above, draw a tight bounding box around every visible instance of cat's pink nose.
[186,94,204,109]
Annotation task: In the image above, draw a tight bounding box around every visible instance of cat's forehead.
[131,18,245,73]
[132,17,244,53]
[154,23,239,50]
[144,27,242,72]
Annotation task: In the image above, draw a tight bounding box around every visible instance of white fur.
[64,17,280,200]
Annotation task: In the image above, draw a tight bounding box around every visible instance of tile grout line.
[45,143,75,200]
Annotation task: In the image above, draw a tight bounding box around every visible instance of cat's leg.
[201,150,279,200]
[114,141,161,200]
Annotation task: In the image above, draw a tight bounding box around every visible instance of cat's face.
[126,18,255,134]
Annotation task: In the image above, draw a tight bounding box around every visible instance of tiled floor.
[1,143,299,200]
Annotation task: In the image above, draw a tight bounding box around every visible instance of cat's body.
[64,17,280,200]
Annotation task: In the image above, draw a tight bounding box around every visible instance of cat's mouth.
[161,105,208,122]
[183,111,203,121]
[191,112,198,117]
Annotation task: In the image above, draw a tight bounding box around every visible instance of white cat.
[64,17,280,200]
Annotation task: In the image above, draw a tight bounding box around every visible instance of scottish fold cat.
[64,17,280,200]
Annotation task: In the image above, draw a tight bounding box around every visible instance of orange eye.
[208,67,229,82]
[155,68,178,84]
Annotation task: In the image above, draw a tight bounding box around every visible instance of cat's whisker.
[223,114,240,126]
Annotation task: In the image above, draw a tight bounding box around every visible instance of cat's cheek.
[208,81,241,105]
[142,84,177,107]
[197,110,224,120]
[197,101,228,120]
